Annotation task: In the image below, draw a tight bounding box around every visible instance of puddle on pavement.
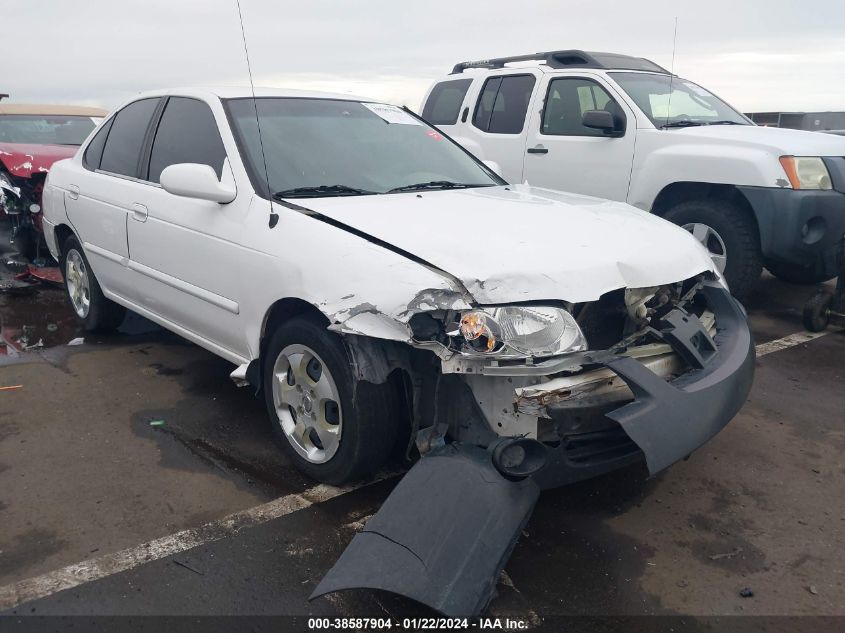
[0,285,83,356]
[1,258,165,359]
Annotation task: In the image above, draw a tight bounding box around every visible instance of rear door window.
[472,74,535,134]
[422,79,472,125]
[147,97,227,183]
[99,98,160,177]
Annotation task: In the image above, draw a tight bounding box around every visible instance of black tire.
[765,260,836,285]
[262,315,401,484]
[61,235,126,332]
[12,226,38,261]
[663,199,762,301]
[803,291,833,332]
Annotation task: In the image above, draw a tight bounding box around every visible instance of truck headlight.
[779,156,832,190]
[458,306,587,358]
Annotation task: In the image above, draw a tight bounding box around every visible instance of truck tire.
[663,199,762,301]
[61,235,126,331]
[262,315,402,484]
[764,260,836,285]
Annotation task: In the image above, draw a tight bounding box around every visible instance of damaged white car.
[42,88,755,615]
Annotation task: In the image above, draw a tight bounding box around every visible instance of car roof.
[131,86,373,103]
[0,103,109,116]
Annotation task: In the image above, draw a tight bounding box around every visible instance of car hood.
[0,142,77,178]
[670,124,845,156]
[284,185,716,304]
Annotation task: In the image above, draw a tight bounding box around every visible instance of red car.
[0,102,107,260]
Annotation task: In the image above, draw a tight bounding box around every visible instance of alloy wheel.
[271,343,343,464]
[65,249,91,318]
[683,222,728,274]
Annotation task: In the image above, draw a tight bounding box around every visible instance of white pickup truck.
[421,49,845,299]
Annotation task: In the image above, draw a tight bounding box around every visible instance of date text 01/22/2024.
[307,617,530,630]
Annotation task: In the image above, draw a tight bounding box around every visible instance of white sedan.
[42,87,753,490]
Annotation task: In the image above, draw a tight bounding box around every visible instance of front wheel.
[663,199,762,302]
[61,235,126,331]
[262,315,402,484]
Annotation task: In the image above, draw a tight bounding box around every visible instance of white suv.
[42,87,752,493]
[422,50,845,299]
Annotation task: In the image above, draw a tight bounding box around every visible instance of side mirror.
[160,163,236,204]
[582,110,624,137]
[482,160,503,177]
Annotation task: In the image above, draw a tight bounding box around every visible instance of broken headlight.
[456,306,586,358]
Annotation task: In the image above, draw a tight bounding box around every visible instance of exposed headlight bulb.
[459,311,499,352]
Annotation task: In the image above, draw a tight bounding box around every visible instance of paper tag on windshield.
[362,103,421,125]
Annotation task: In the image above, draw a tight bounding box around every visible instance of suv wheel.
[765,260,836,285]
[62,236,126,331]
[262,315,401,485]
[663,199,762,301]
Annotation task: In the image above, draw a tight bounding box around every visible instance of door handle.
[131,203,148,223]
[67,185,80,200]
[527,146,549,155]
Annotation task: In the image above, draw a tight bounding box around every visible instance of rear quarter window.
[83,118,114,171]
[422,79,472,125]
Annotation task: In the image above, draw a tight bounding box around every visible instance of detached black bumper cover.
[310,444,539,616]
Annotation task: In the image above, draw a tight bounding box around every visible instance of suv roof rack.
[450,50,670,75]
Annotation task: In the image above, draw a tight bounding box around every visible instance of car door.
[522,73,636,200]
[126,95,248,359]
[450,72,540,183]
[65,97,160,297]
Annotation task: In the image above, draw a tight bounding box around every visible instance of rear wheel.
[663,199,762,301]
[61,235,126,331]
[765,260,836,285]
[262,315,401,484]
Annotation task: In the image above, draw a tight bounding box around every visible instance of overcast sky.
[4,0,844,114]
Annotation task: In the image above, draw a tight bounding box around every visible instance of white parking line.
[0,481,372,611]
[756,327,842,357]
[1,327,841,611]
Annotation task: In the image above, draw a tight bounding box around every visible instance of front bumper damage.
[312,282,755,616]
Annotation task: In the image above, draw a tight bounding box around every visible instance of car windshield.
[225,98,502,198]
[0,115,99,145]
[609,72,750,128]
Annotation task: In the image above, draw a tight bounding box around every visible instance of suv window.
[422,79,472,125]
[542,78,624,136]
[99,98,159,177]
[147,97,227,183]
[472,74,535,134]
[83,117,114,170]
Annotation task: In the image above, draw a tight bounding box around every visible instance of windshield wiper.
[272,184,378,199]
[707,120,745,125]
[387,180,492,193]
[660,120,706,129]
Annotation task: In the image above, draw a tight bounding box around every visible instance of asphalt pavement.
[1,233,843,630]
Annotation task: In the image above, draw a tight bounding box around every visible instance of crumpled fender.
[310,444,539,616]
